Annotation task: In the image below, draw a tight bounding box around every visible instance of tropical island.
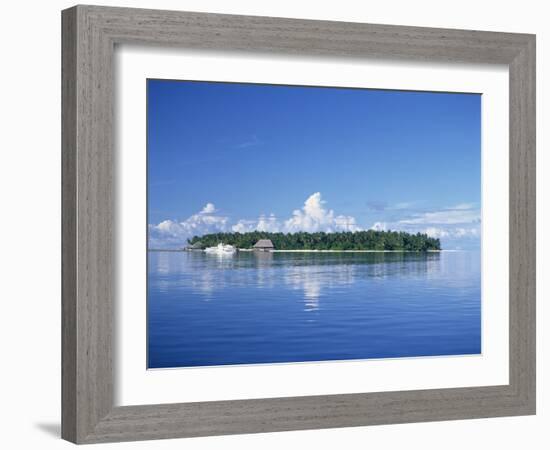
[187,230,441,252]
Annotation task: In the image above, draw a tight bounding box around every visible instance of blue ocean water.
[147,251,481,368]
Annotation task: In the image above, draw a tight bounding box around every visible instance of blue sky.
[148,79,481,249]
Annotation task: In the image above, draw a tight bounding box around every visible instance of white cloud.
[284,192,360,233]
[231,193,360,235]
[370,222,387,231]
[398,204,480,225]
[366,203,481,248]
[232,214,281,233]
[447,203,476,211]
[422,226,479,239]
[149,196,481,250]
[422,227,449,238]
[231,220,256,233]
[200,203,216,214]
[453,227,480,238]
[148,203,229,249]
[257,214,281,232]
[150,193,362,248]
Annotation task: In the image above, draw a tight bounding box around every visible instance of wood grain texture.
[61,7,77,443]
[61,4,536,444]
[508,36,536,408]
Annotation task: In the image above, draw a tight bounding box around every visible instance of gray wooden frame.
[62,4,536,444]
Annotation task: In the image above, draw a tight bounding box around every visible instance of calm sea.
[147,251,481,368]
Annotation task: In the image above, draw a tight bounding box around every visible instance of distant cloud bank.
[231,192,360,235]
[370,202,481,247]
[148,192,481,249]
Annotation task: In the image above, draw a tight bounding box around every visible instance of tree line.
[188,230,441,251]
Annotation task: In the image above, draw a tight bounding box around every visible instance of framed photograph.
[62,5,536,444]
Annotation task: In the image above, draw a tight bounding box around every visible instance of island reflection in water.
[148,251,481,368]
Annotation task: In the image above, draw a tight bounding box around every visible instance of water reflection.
[148,250,481,368]
[284,263,357,310]
[149,251,463,307]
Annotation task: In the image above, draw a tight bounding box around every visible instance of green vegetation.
[189,230,441,251]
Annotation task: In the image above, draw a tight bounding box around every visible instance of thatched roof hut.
[253,239,274,251]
